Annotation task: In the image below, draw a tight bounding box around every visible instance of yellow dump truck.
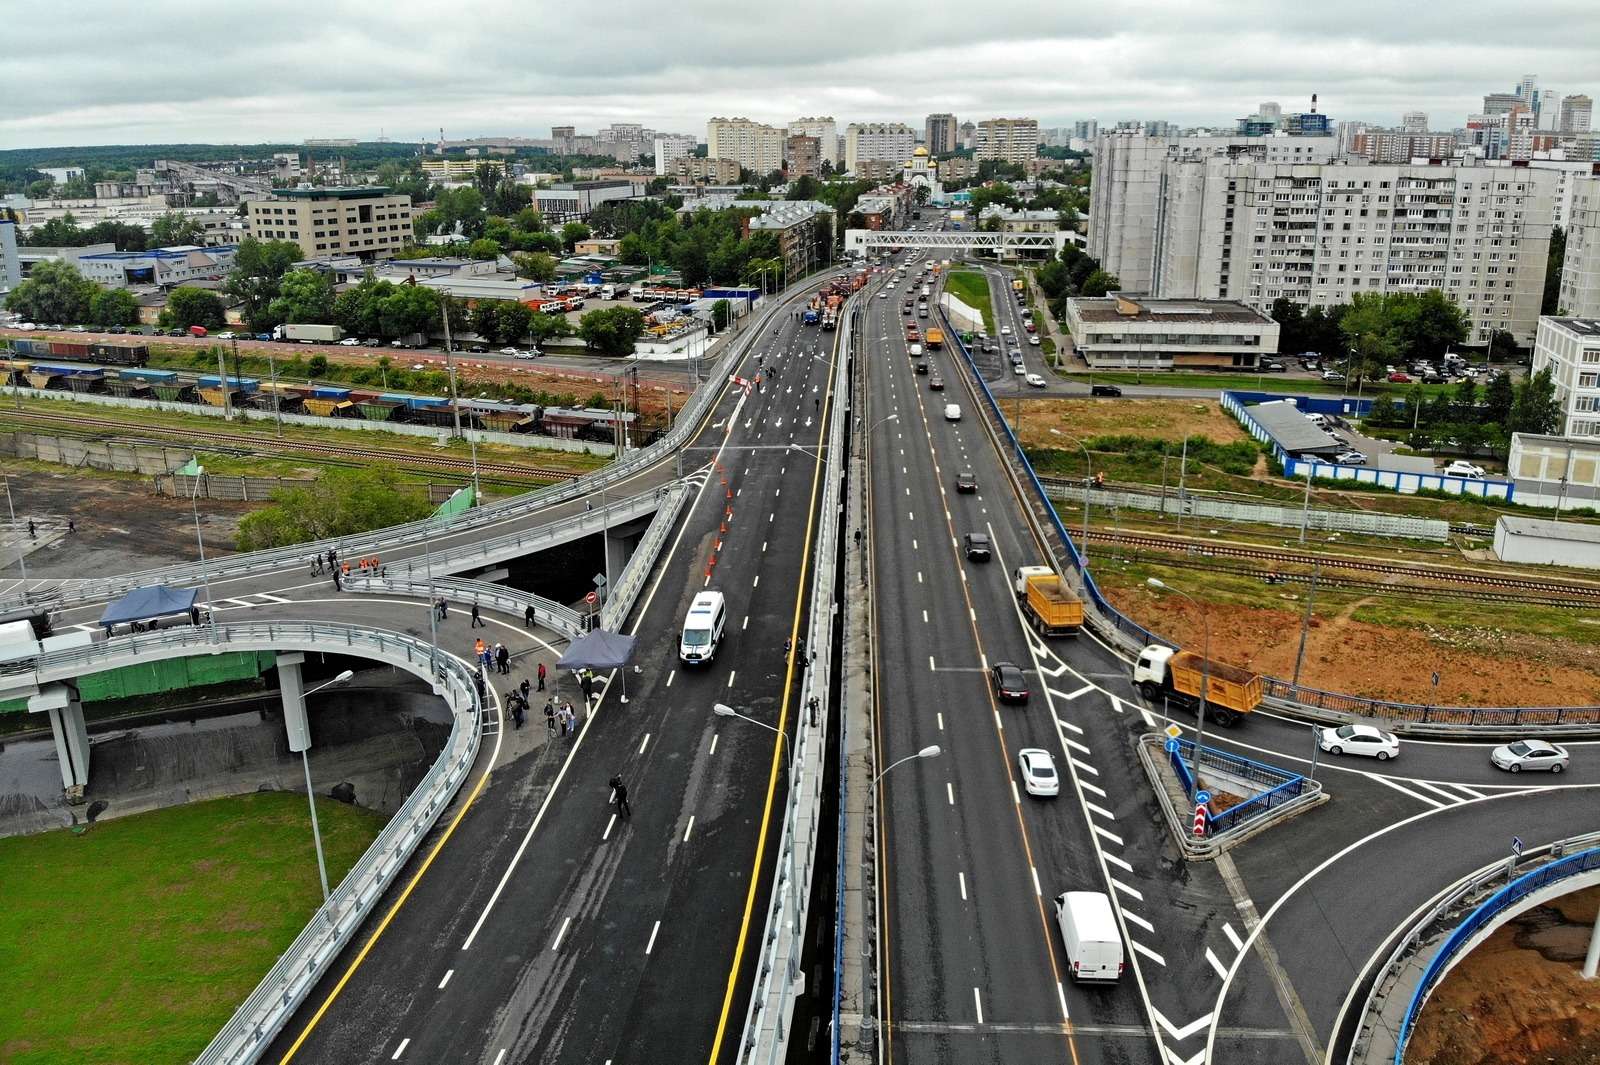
[1133,645,1262,726]
[1013,566,1085,637]
[925,327,945,350]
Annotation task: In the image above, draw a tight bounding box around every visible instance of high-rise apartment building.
[653,134,698,176]
[706,117,785,176]
[1401,111,1430,133]
[1350,130,1458,163]
[1073,120,1100,142]
[1518,74,1540,109]
[1560,173,1600,317]
[844,123,916,175]
[785,135,822,179]
[788,117,839,169]
[974,118,1040,164]
[245,186,413,261]
[958,122,976,150]
[1562,95,1594,134]
[924,113,959,156]
[1530,316,1600,441]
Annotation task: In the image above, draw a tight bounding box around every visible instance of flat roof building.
[1494,514,1600,569]
[974,118,1040,165]
[706,118,785,176]
[1064,293,1280,371]
[1531,315,1600,440]
[533,180,639,222]
[77,244,239,288]
[245,186,414,261]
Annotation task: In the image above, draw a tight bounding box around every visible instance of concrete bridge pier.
[278,652,313,754]
[28,682,89,804]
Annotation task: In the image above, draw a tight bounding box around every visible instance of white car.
[498,346,521,355]
[515,350,539,360]
[878,291,889,299]
[1443,461,1485,479]
[1318,723,1400,760]
[1018,748,1060,797]
[944,403,961,421]
[1491,739,1569,773]
[338,337,361,346]
[1026,373,1047,388]
[1028,335,1041,346]
[1000,325,1012,335]
[1013,362,1026,375]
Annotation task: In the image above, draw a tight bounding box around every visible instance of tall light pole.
[302,669,354,902]
[189,465,217,643]
[1147,577,1211,774]
[713,702,790,768]
[714,702,799,934]
[872,745,942,789]
[3,476,28,585]
[1052,430,1093,564]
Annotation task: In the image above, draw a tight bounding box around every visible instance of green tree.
[527,312,575,345]
[1509,367,1562,436]
[560,221,592,252]
[577,306,646,354]
[470,300,501,341]
[224,238,303,330]
[495,301,533,345]
[307,355,329,378]
[1078,270,1119,298]
[786,175,821,201]
[150,212,207,246]
[1340,292,1402,383]
[1544,226,1565,316]
[160,286,226,330]
[3,260,97,323]
[333,276,394,338]
[1451,377,1480,420]
[377,284,443,339]
[87,287,141,328]
[1391,289,1467,362]
[236,468,433,550]
[1365,394,1399,428]
[512,251,558,281]
[467,238,502,261]
[265,268,335,328]
[1484,370,1515,427]
[711,299,732,330]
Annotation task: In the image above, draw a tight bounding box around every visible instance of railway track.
[0,407,582,483]
[1083,528,1600,600]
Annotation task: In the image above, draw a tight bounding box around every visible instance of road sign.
[1512,835,1524,856]
[1165,738,1179,755]
[1192,806,1207,838]
[584,591,599,606]
[1195,790,1212,806]
[1164,723,1183,740]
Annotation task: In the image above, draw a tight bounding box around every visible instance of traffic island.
[1136,733,1326,860]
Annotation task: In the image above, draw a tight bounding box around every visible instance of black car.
[107,325,126,334]
[1258,360,1286,372]
[963,532,991,561]
[991,662,1030,703]
[166,328,186,337]
[916,361,928,375]
[955,470,977,493]
[929,375,944,391]
[1090,384,1123,397]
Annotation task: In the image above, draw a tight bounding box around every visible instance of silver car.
[1490,739,1569,773]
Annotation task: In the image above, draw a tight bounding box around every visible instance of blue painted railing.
[1165,736,1306,835]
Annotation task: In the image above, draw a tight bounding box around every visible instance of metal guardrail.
[346,573,586,640]
[1351,830,1600,1065]
[601,482,690,633]
[1261,679,1600,728]
[0,621,484,1065]
[1165,737,1308,835]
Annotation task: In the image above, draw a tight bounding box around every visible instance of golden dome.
[913,146,930,157]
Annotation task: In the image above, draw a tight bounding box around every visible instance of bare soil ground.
[1410,886,1600,1065]
[1100,575,1600,706]
[1013,398,1249,448]
[4,471,258,578]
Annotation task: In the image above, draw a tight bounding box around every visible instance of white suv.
[1443,461,1485,478]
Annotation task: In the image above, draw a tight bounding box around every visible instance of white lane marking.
[918,572,923,584]
[769,512,775,523]
[683,815,696,843]
[492,1052,506,1065]
[947,782,955,805]
[1132,941,1167,967]
[1010,778,1019,803]
[1411,779,1469,805]
[936,712,945,730]
[1103,852,1135,873]
[391,1038,410,1060]
[752,575,760,588]
[1092,824,1124,847]
[1063,683,1096,700]
[1070,758,1099,777]
[1111,878,1144,902]
[1109,695,1125,714]
[709,733,719,755]
[1031,865,1043,897]
[255,592,290,603]
[1085,800,1116,821]
[743,615,749,631]
[551,916,571,951]
[1079,780,1107,798]
[996,710,1005,732]
[974,988,984,1025]
[602,814,617,841]
[1153,1007,1215,1043]
[1367,773,1447,809]
[1121,909,1155,935]
[727,671,737,689]
[666,671,675,688]
[969,608,976,623]
[1057,982,1071,1021]
[1064,737,1092,756]
[225,597,256,608]
[959,871,968,900]
[1223,923,1244,953]
[922,610,929,623]
[908,510,915,521]
[761,541,767,552]
[1452,782,1487,800]
[1054,715,1084,735]
[438,969,454,989]
[929,655,936,671]
[638,733,651,755]
[1205,947,1228,980]
[646,920,661,955]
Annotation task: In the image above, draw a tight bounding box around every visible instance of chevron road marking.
[1151,1006,1215,1043]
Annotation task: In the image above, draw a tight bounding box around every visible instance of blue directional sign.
[1165,738,1180,754]
[1195,790,1212,805]
[1512,835,1524,856]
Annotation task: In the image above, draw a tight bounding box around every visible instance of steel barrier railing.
[345,574,586,640]
[600,482,690,633]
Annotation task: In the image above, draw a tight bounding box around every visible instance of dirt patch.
[1013,398,1248,449]
[1102,578,1600,706]
[1409,886,1600,1065]
[5,470,258,579]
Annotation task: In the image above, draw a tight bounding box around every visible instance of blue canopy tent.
[98,586,200,630]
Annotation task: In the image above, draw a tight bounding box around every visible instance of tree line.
[1271,292,1520,376]
[1364,367,1561,458]
[1036,244,1120,317]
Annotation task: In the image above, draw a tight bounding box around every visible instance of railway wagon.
[542,406,635,442]
[46,340,92,359]
[89,342,150,367]
[9,338,49,357]
[25,364,103,392]
[250,381,307,413]
[302,397,357,418]
[106,376,154,399]
[354,397,405,422]
[0,358,30,385]
[459,398,542,433]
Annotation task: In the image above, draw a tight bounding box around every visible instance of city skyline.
[4,0,1599,150]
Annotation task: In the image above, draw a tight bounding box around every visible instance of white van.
[1054,891,1124,983]
[679,591,727,665]
[944,403,961,422]
[908,343,924,357]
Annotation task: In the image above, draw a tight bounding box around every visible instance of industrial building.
[1494,515,1600,569]
[76,245,239,288]
[533,180,639,222]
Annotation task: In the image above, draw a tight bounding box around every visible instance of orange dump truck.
[1013,566,1084,636]
[1133,645,1262,726]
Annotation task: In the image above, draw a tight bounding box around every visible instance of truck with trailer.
[1013,567,1084,636]
[273,323,343,344]
[1133,645,1262,726]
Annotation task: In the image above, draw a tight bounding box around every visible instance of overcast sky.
[5,0,1598,150]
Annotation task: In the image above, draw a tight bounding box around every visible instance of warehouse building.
[1493,515,1600,569]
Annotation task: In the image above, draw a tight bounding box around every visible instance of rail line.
[0,407,582,483]
[1081,528,1600,600]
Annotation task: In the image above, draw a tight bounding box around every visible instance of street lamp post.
[189,467,217,643]
[3,476,28,585]
[1053,431,1094,564]
[1146,578,1211,781]
[714,702,799,936]
[302,669,354,902]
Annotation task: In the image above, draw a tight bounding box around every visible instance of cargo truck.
[1013,566,1084,636]
[925,328,945,350]
[274,323,343,344]
[1133,645,1262,726]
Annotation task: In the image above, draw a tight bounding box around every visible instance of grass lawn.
[0,792,384,1065]
[1065,367,1461,399]
[942,270,995,334]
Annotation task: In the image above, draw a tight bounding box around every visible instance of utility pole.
[266,348,282,437]
[215,343,233,420]
[440,300,461,439]
[1291,563,1320,690]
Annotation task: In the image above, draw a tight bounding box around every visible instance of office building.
[1483,93,1524,116]
[787,117,839,169]
[534,180,638,222]
[653,134,698,176]
[845,123,916,175]
[1530,316,1600,440]
[924,113,959,156]
[1064,294,1280,370]
[958,121,976,150]
[973,118,1040,165]
[421,158,505,181]
[1561,173,1600,317]
[1400,111,1430,133]
[1518,74,1540,109]
[1073,120,1099,142]
[1562,95,1594,134]
[245,186,413,260]
[77,244,239,288]
[672,156,742,184]
[785,135,822,180]
[706,117,785,176]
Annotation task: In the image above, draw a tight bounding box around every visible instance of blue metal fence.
[1165,736,1306,835]
[1393,846,1600,1063]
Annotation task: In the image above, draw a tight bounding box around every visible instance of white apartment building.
[1561,95,1593,134]
[844,123,915,175]
[788,117,839,168]
[1561,173,1600,316]
[706,118,785,175]
[974,118,1040,165]
[1531,316,1600,439]
[245,186,413,260]
[653,134,698,176]
[1088,132,1339,293]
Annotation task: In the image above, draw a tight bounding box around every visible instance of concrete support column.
[278,652,311,753]
[602,529,631,602]
[29,682,89,803]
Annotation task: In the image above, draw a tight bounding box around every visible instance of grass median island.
[0,792,384,1065]
[942,270,995,335]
